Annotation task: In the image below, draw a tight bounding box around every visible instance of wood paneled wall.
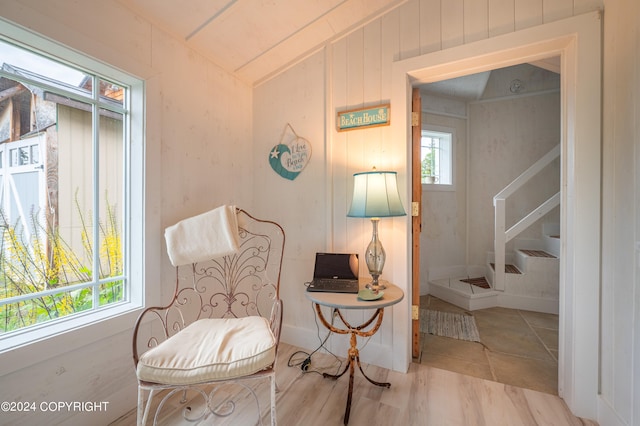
[328,0,597,269]
[256,1,637,425]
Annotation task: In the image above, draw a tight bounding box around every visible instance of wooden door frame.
[411,88,421,359]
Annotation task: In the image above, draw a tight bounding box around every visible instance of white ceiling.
[120,0,408,86]
[420,58,561,101]
[421,71,492,101]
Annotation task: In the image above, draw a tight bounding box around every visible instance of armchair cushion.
[137,316,276,386]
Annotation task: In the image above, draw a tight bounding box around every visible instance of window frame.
[421,125,455,191]
[0,18,145,360]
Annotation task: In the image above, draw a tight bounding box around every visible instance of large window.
[421,129,453,187]
[0,29,144,346]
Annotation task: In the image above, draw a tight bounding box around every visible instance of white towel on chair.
[165,205,240,266]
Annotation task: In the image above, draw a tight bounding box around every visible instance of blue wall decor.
[269,123,311,180]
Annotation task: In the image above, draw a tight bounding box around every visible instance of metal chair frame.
[132,209,285,425]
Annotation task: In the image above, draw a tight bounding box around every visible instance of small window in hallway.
[421,129,453,186]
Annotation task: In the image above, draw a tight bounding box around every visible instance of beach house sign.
[337,104,390,131]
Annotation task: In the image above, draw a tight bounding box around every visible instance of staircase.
[493,144,560,291]
[429,227,559,314]
[428,145,561,315]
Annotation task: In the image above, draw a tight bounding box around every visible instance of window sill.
[422,183,455,192]
[0,302,143,376]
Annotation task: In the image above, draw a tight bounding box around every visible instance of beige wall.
[0,1,252,424]
[467,92,560,267]
[253,50,328,346]
[421,111,467,286]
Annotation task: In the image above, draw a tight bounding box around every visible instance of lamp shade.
[347,171,406,218]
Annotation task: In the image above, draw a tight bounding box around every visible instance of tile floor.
[419,294,559,395]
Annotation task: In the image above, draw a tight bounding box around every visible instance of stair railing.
[493,144,560,291]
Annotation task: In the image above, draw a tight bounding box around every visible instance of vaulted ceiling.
[120,0,408,86]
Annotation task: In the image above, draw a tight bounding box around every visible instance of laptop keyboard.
[317,278,351,286]
[309,278,359,293]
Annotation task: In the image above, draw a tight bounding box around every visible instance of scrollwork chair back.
[132,209,284,425]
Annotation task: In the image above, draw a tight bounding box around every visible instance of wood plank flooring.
[111,342,597,426]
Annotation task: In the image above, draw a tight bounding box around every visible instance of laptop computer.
[306,253,360,293]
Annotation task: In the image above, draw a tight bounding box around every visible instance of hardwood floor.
[112,342,597,426]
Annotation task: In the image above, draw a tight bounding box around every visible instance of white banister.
[494,145,560,202]
[505,192,560,242]
[492,145,560,291]
[494,198,506,291]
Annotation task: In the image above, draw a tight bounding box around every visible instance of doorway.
[414,62,561,393]
[390,11,601,418]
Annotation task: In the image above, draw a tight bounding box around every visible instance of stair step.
[429,278,499,311]
[490,263,522,274]
[519,249,556,258]
[460,277,491,289]
[429,277,558,313]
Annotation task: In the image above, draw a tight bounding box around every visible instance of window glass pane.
[18,146,28,165]
[421,130,453,185]
[99,280,124,307]
[30,144,39,164]
[421,136,438,183]
[98,109,124,304]
[9,148,17,167]
[0,288,95,332]
[100,79,124,107]
[56,102,94,287]
[0,37,130,334]
[0,40,88,91]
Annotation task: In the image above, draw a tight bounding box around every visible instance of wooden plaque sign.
[337,104,390,131]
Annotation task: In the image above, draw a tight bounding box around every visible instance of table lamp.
[347,170,406,290]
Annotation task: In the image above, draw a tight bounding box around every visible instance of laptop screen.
[313,253,359,280]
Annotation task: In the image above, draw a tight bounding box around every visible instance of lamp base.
[365,275,387,292]
[364,218,386,293]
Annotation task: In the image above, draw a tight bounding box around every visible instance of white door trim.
[390,11,602,420]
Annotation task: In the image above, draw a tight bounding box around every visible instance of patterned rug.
[420,309,481,342]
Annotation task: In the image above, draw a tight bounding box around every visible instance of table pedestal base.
[314,305,390,425]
